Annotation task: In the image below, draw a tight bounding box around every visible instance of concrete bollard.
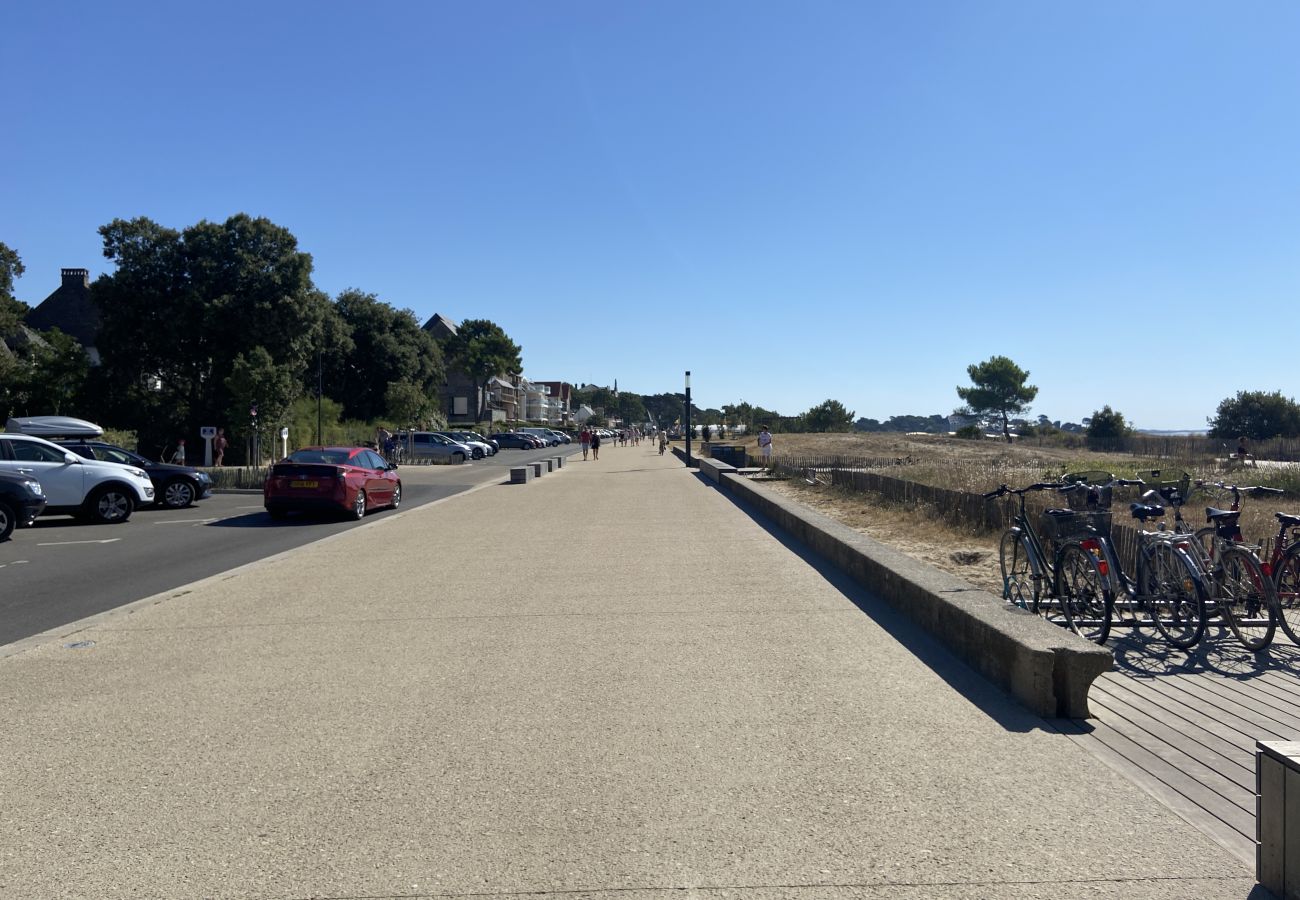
[545,458,555,472]
[554,456,564,469]
[530,462,543,478]
[1258,740,1300,898]
[510,466,532,484]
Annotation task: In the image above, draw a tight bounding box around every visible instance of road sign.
[200,426,217,439]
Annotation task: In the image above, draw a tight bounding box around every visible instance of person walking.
[657,428,668,455]
[171,438,187,465]
[590,429,601,460]
[580,427,592,460]
[757,426,773,469]
[213,428,228,467]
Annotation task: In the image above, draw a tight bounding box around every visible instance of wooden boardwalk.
[1051,623,1300,866]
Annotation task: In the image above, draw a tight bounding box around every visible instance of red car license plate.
[289,480,319,488]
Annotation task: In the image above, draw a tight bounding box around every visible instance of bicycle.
[1260,504,1300,646]
[1056,473,1209,650]
[1182,478,1285,650]
[985,473,1115,643]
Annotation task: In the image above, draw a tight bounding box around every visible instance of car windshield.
[93,446,143,466]
[287,449,353,465]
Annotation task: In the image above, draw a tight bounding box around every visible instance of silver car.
[402,431,472,464]
[438,432,496,459]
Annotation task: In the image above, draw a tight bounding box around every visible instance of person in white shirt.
[757,426,772,468]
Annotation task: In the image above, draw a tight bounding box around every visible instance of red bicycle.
[1263,507,1300,646]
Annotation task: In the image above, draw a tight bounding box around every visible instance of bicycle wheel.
[1215,546,1276,651]
[1053,541,1113,644]
[999,530,1039,612]
[1271,544,1300,646]
[1142,542,1207,650]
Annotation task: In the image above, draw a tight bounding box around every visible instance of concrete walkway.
[0,445,1256,898]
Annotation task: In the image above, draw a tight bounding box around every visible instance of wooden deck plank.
[1056,716,1255,865]
[1088,691,1254,808]
[1133,674,1296,741]
[1089,683,1254,788]
[1091,677,1256,768]
[1175,670,1300,730]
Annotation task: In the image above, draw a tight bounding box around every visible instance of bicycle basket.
[1064,484,1113,511]
[1142,470,1191,506]
[1040,509,1112,542]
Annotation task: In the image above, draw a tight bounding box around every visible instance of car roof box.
[5,415,104,439]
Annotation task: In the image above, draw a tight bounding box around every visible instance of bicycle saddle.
[1129,502,1164,520]
[1043,508,1074,517]
[1205,507,1241,522]
[1275,512,1300,527]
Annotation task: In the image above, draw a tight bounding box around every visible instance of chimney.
[61,268,89,288]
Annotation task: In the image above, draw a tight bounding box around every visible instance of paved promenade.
[0,445,1257,898]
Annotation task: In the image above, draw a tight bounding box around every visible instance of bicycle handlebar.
[982,482,1059,500]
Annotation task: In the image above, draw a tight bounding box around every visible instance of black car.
[490,432,540,450]
[56,441,213,509]
[0,470,47,541]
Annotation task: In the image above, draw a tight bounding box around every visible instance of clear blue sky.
[5,1,1299,430]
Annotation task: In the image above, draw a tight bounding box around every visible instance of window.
[92,447,136,465]
[10,440,69,463]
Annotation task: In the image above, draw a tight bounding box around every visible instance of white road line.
[36,539,122,546]
[0,561,30,568]
[152,518,219,525]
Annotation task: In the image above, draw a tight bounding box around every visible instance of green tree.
[93,214,332,450]
[800,398,856,432]
[1087,405,1132,447]
[332,290,443,422]
[20,328,89,415]
[1208,390,1300,440]
[955,356,1038,443]
[438,319,522,421]
[385,379,437,430]
[0,241,28,336]
[225,346,302,464]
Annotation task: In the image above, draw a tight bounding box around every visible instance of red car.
[264,446,401,520]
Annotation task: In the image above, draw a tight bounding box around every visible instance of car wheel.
[390,482,402,510]
[267,507,288,520]
[85,485,134,524]
[0,500,15,542]
[350,489,367,520]
[162,479,196,509]
[473,448,484,459]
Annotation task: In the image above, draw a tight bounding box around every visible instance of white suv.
[0,433,155,523]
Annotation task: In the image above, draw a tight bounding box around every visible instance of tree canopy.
[1208,390,1300,440]
[798,398,855,432]
[955,355,1038,442]
[1086,405,1132,448]
[438,319,522,421]
[92,214,332,449]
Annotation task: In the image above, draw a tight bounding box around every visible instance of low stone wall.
[691,461,1111,718]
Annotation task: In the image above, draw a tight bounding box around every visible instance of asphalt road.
[0,445,577,648]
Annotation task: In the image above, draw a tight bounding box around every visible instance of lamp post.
[684,370,692,467]
[316,348,323,446]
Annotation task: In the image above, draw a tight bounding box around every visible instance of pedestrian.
[213,428,228,467]
[657,428,668,455]
[757,426,773,469]
[580,426,592,460]
[591,428,601,460]
[171,438,187,465]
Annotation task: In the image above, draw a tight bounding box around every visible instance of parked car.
[490,432,540,450]
[547,429,573,444]
[0,470,47,541]
[437,431,495,459]
[0,433,155,523]
[55,440,213,509]
[264,446,401,520]
[400,431,473,464]
[464,431,498,453]
[519,428,560,447]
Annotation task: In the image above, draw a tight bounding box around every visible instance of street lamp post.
[684,370,692,467]
[316,348,323,446]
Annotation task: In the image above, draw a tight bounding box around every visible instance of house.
[23,268,101,365]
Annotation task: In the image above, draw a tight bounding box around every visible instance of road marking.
[152,518,219,525]
[0,560,30,568]
[37,539,121,546]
